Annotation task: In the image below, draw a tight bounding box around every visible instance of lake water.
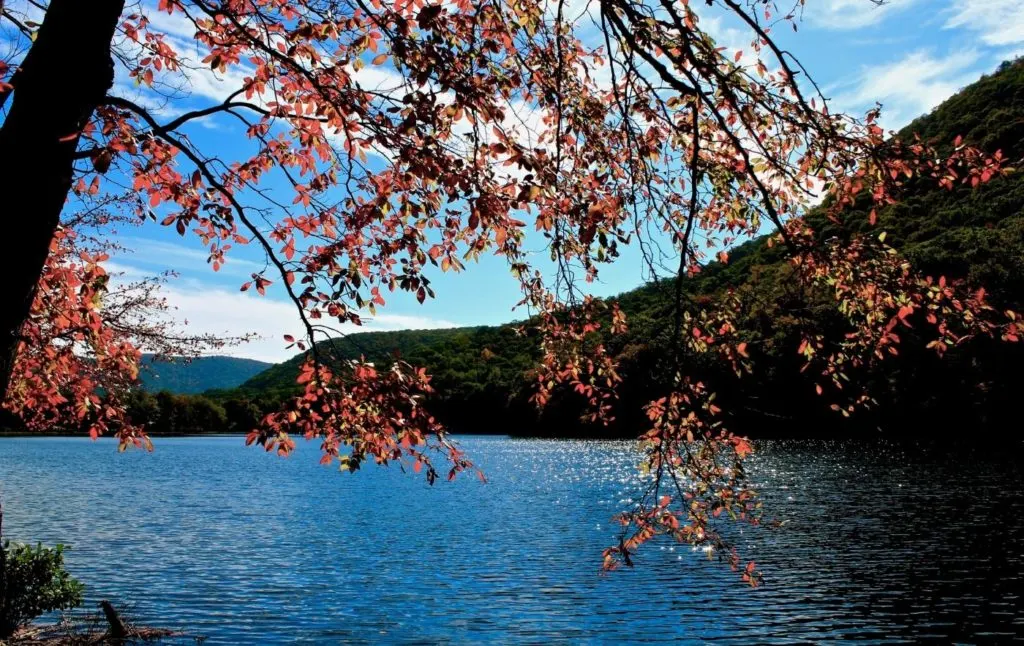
[1,436,1023,643]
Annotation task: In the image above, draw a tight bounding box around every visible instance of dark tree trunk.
[0,0,125,399]
[100,600,129,639]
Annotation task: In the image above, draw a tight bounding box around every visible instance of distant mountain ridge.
[139,355,272,394]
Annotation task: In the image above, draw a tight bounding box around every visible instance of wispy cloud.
[143,283,305,363]
[804,0,919,30]
[108,263,461,363]
[943,0,1024,49]
[696,12,750,54]
[829,48,982,129]
[106,2,262,119]
[156,283,460,363]
[113,236,265,278]
[143,5,200,41]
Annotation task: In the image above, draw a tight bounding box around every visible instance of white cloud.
[138,4,409,115]
[804,0,919,30]
[104,260,154,282]
[142,5,199,41]
[829,48,982,128]
[351,63,407,94]
[152,283,308,363]
[157,283,459,362]
[944,0,1024,48]
[113,236,264,278]
[696,13,750,55]
[106,2,265,115]
[107,266,460,363]
[146,30,255,106]
[543,0,601,27]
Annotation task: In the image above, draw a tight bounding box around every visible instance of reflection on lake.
[1,436,1022,643]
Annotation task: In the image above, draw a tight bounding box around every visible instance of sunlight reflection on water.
[1,435,1022,643]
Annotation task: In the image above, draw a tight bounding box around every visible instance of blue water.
[1,436,1023,643]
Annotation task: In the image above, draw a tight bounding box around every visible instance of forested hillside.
[139,355,272,394]
[165,59,1024,438]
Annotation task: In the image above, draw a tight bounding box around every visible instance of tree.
[0,504,84,639]
[1,198,247,444]
[0,0,126,397]
[0,0,1016,580]
[0,541,85,639]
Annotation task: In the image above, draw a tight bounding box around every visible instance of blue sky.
[7,0,1022,362]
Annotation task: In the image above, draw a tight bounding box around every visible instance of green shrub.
[0,540,84,638]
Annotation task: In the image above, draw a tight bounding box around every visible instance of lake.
[1,436,1023,643]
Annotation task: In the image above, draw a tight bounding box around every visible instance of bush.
[0,540,84,638]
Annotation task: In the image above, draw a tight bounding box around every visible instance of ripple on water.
[1,435,1022,644]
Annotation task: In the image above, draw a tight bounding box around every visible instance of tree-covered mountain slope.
[139,355,272,394]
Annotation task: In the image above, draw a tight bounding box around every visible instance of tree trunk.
[0,0,125,399]
[100,600,129,640]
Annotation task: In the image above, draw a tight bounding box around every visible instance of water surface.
[1,436,1022,643]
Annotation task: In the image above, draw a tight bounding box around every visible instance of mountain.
[163,58,1024,438]
[139,355,272,394]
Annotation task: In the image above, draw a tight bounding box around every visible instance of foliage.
[224,59,1024,442]
[0,541,84,638]
[2,221,142,442]
[2,0,1021,582]
[0,202,248,445]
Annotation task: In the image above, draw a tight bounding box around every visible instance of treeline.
[121,390,257,436]
[126,59,1024,440]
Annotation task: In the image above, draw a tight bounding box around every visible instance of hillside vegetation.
[139,355,272,394]
[146,59,1024,438]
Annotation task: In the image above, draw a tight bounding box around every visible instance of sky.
[7,0,1024,363]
